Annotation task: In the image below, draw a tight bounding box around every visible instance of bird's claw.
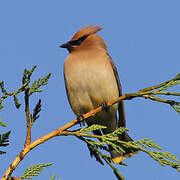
[77,114,86,127]
[101,102,109,112]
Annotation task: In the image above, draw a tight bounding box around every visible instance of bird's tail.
[109,132,138,164]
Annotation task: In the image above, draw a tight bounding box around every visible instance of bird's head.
[60,25,107,53]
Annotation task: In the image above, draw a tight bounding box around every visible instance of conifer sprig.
[21,163,52,179]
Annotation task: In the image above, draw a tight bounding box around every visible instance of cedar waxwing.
[60,25,135,164]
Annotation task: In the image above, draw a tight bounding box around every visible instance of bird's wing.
[108,54,126,128]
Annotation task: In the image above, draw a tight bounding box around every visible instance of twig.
[143,95,180,106]
[24,86,31,147]
[0,81,29,104]
[139,74,180,92]
[95,148,125,180]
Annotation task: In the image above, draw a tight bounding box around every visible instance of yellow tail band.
[112,156,125,164]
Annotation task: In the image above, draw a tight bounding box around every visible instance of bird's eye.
[69,35,88,47]
[69,40,82,46]
[77,35,88,43]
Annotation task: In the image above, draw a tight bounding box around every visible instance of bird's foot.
[77,114,86,127]
[101,102,109,112]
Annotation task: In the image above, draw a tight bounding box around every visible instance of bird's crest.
[71,25,102,41]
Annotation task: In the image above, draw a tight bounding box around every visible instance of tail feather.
[109,132,138,164]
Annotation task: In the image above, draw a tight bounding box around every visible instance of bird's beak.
[60,42,69,48]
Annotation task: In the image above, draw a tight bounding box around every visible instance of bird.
[60,25,135,164]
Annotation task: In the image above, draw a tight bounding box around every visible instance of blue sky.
[0,0,180,179]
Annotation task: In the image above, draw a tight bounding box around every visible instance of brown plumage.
[60,25,135,163]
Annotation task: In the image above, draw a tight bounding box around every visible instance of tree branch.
[1,73,180,180]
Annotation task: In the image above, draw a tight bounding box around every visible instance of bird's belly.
[64,59,119,116]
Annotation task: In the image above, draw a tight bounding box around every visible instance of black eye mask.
[69,35,88,46]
